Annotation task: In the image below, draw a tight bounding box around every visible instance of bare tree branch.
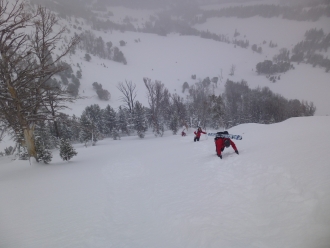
[117,80,137,113]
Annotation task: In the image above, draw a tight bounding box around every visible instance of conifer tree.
[171,94,188,132]
[35,138,52,164]
[35,122,57,149]
[101,105,117,137]
[208,95,225,129]
[69,115,81,142]
[83,104,103,134]
[60,139,77,161]
[57,121,73,142]
[117,106,130,136]
[17,144,28,160]
[169,114,179,135]
[133,101,148,138]
[111,115,121,140]
[79,129,91,147]
[79,105,101,145]
[79,114,94,146]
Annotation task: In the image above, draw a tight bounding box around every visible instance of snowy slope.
[1,3,330,154]
[1,3,330,247]
[59,12,330,116]
[1,116,330,248]
[64,30,330,117]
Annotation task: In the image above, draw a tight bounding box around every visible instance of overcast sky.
[95,0,322,7]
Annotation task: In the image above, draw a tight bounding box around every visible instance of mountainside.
[0,116,329,247]
[1,0,329,150]
[50,1,330,116]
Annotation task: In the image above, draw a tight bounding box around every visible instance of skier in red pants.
[194,127,206,142]
[214,134,239,159]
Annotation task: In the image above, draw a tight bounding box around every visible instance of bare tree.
[43,80,76,138]
[143,77,169,136]
[32,6,80,139]
[0,1,79,160]
[117,80,137,113]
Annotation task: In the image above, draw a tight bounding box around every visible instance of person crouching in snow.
[194,127,206,142]
[214,135,239,159]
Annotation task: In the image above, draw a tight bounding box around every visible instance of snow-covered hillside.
[58,5,330,116]
[1,116,329,248]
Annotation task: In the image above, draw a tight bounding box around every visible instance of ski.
[207,133,242,140]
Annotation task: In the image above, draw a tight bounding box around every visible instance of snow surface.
[1,116,330,248]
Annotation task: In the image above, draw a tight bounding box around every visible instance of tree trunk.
[54,120,60,138]
[23,127,37,160]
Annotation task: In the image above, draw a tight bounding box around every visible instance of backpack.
[224,139,231,147]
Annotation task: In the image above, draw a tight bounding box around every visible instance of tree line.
[3,77,315,160]
[200,3,330,23]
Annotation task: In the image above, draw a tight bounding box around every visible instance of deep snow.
[1,2,330,247]
[1,116,330,248]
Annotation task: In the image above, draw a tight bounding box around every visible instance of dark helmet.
[224,139,230,148]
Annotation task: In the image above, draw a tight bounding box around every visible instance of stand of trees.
[0,0,79,161]
[222,80,315,127]
[256,60,292,74]
[201,4,330,22]
[92,82,111,101]
[78,30,127,64]
[1,76,316,160]
[256,28,330,77]
[291,28,330,72]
